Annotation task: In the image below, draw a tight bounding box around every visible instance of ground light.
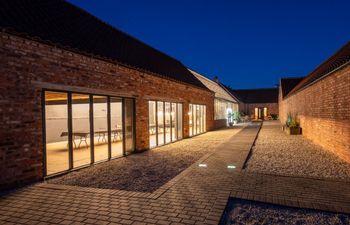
[198,164,207,167]
[227,165,236,169]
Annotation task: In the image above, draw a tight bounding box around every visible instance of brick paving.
[1,123,350,225]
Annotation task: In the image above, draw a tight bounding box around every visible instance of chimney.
[213,76,219,83]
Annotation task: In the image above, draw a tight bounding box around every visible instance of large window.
[148,101,183,148]
[189,104,206,136]
[44,90,135,176]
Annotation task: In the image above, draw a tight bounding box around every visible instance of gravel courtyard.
[246,121,350,180]
[48,126,242,192]
[222,198,350,225]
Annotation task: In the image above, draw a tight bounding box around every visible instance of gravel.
[222,199,350,225]
[48,127,242,192]
[246,121,350,180]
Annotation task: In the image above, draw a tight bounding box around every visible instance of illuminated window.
[189,104,206,136]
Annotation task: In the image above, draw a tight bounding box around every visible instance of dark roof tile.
[0,0,207,89]
[287,41,350,97]
[226,88,278,103]
[280,77,304,98]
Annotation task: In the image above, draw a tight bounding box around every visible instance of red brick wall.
[0,33,215,189]
[238,102,279,119]
[279,65,350,162]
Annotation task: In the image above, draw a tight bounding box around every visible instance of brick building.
[279,42,350,163]
[0,0,215,189]
[226,88,279,120]
[189,70,239,128]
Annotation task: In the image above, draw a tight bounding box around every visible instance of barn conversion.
[189,70,239,129]
[0,0,215,189]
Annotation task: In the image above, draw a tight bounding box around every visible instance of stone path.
[1,123,350,225]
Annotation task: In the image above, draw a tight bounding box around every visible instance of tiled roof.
[189,69,237,102]
[287,41,350,97]
[226,88,279,104]
[280,77,304,98]
[0,0,207,90]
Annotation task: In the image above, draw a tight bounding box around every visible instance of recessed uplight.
[227,165,236,169]
[198,164,207,168]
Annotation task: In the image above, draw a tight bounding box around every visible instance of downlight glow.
[227,165,236,169]
[198,164,207,168]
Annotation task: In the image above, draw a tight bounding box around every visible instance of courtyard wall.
[279,65,350,162]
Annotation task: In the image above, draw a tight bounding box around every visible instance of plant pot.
[228,122,233,127]
[233,120,238,125]
[284,126,301,135]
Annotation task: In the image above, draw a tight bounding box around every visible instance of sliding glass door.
[45,91,69,175]
[71,93,91,168]
[44,90,135,176]
[148,100,183,148]
[189,104,206,137]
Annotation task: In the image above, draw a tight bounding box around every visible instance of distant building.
[189,70,239,128]
[226,88,279,120]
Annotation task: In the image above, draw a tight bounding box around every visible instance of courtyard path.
[1,123,350,225]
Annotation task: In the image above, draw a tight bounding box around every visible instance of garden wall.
[279,65,350,163]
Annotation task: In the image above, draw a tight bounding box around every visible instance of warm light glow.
[227,165,236,169]
[198,163,207,167]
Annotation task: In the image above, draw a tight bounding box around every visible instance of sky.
[68,0,350,89]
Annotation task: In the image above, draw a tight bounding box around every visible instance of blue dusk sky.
[68,0,350,89]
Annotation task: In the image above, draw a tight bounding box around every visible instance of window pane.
[165,102,171,143]
[193,104,197,135]
[93,96,108,162]
[177,103,183,140]
[45,91,69,175]
[72,94,91,168]
[111,97,123,157]
[189,104,193,136]
[203,106,207,132]
[171,103,177,141]
[149,101,157,148]
[157,102,164,146]
[124,98,134,154]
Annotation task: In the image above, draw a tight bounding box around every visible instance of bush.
[270,114,278,120]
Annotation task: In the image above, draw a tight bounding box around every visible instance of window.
[44,90,135,176]
[71,93,90,168]
[189,104,206,136]
[124,98,135,154]
[45,91,69,175]
[148,101,183,148]
[93,96,108,162]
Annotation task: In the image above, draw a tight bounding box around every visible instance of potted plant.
[284,113,301,135]
[232,111,241,125]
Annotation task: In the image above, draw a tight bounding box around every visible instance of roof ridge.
[63,0,183,64]
[286,41,350,98]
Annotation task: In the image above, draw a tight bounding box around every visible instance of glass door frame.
[189,103,207,137]
[148,100,184,149]
[42,89,136,178]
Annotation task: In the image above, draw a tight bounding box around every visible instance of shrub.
[270,114,278,120]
